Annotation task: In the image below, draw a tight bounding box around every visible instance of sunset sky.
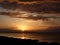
[0,0,59,2]
[0,0,60,32]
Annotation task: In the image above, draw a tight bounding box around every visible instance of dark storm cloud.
[19,2,60,13]
[0,1,60,20]
[0,1,60,13]
[0,1,18,10]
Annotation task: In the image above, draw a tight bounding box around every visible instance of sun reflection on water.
[16,33,29,39]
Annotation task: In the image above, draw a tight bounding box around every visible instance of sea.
[0,33,60,43]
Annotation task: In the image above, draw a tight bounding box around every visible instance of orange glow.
[16,25,48,31]
[17,25,29,31]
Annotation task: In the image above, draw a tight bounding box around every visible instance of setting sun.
[22,29,25,31]
[17,25,29,31]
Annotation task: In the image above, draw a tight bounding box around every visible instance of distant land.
[0,26,60,33]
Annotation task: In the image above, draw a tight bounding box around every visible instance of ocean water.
[0,33,60,43]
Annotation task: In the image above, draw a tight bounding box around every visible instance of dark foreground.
[0,36,60,45]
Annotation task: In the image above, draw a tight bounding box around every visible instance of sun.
[17,25,28,31]
[21,28,25,31]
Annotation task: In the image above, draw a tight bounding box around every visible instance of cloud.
[46,26,60,32]
[0,1,60,21]
[0,15,60,31]
[0,1,60,13]
[18,0,33,2]
[18,0,60,2]
[19,2,60,13]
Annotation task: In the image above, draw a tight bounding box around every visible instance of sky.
[0,0,60,2]
[0,0,60,32]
